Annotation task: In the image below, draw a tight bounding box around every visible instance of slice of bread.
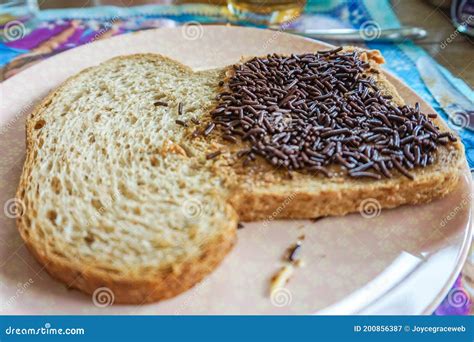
[16,50,465,304]
[17,55,237,304]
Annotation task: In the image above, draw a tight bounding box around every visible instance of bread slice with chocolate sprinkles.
[210,47,464,221]
[17,49,464,306]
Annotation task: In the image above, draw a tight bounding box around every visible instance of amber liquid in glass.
[227,0,306,24]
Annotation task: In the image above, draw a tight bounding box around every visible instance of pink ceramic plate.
[0,26,471,315]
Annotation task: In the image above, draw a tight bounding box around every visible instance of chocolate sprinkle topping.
[204,122,216,136]
[175,119,187,127]
[211,48,456,179]
[288,242,302,262]
[206,150,221,160]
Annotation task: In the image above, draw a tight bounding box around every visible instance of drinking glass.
[227,0,307,24]
[92,0,173,5]
[0,0,38,42]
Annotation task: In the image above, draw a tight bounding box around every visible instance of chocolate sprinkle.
[210,48,456,179]
[154,101,168,107]
[175,119,187,127]
[206,150,221,160]
[204,122,216,136]
[288,242,302,262]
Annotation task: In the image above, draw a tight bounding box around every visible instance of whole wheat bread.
[16,50,465,304]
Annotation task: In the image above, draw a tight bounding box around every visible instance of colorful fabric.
[0,0,471,315]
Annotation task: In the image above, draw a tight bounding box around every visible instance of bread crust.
[15,51,465,304]
[230,165,463,221]
[19,218,236,304]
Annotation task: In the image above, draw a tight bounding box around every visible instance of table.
[39,0,473,87]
